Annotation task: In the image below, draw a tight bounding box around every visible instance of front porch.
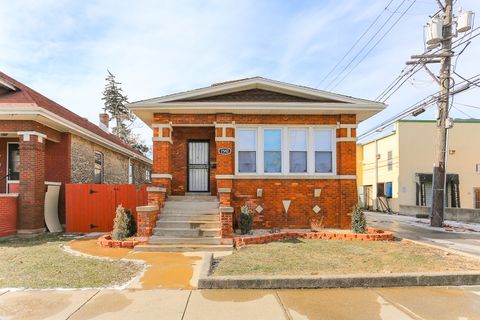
[0,123,66,236]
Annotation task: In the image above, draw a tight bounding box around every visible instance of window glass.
[314,130,333,173]
[94,151,104,184]
[237,130,256,150]
[289,129,307,173]
[237,129,256,173]
[264,129,281,173]
[8,143,20,180]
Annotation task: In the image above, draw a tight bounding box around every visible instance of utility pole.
[431,0,453,227]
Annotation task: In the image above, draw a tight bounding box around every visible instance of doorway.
[187,141,210,192]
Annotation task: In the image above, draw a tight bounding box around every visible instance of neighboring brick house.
[129,77,384,232]
[0,72,152,235]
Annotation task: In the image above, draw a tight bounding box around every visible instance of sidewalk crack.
[181,290,193,320]
[275,290,292,320]
[66,289,100,320]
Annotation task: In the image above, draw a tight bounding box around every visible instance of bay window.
[235,126,336,175]
[314,129,333,173]
[264,128,282,173]
[289,128,307,173]
[237,129,257,173]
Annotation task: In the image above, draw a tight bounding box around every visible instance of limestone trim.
[219,174,357,180]
[215,137,235,142]
[215,175,235,179]
[151,173,173,179]
[336,137,357,142]
[147,186,167,193]
[152,136,173,143]
[218,188,232,193]
[17,131,47,143]
[136,205,159,212]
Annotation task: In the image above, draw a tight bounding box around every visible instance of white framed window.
[314,129,333,173]
[288,128,308,173]
[263,128,282,173]
[94,151,104,184]
[235,125,336,176]
[237,128,257,173]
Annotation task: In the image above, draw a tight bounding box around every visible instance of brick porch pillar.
[336,119,358,229]
[147,186,167,208]
[151,120,172,195]
[215,115,235,237]
[17,131,46,234]
[136,205,159,237]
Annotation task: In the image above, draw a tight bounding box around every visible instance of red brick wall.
[171,127,216,195]
[0,195,18,237]
[45,133,71,223]
[152,113,357,229]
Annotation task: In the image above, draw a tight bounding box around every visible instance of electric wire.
[328,0,417,91]
[317,0,396,87]
[324,0,411,90]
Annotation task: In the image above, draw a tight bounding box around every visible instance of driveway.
[366,211,480,257]
[0,286,479,320]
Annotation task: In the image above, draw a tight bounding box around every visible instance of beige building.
[358,119,480,214]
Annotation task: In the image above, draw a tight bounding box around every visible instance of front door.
[187,141,210,192]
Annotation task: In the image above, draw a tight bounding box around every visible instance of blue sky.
[1,0,479,145]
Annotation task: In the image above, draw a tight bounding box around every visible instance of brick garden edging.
[233,227,393,248]
[97,234,148,249]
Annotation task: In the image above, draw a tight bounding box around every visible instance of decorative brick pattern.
[150,113,358,232]
[136,206,159,237]
[221,209,234,237]
[233,227,393,248]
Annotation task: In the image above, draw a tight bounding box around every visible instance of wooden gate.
[66,184,149,232]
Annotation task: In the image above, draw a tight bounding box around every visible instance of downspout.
[375,139,379,211]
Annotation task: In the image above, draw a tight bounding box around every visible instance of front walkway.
[366,211,480,257]
[1,286,479,320]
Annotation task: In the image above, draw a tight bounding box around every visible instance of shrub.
[351,205,366,234]
[240,205,253,235]
[112,205,136,240]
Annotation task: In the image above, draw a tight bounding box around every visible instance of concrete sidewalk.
[1,286,479,320]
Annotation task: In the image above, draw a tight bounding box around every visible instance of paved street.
[366,211,480,257]
[0,286,479,320]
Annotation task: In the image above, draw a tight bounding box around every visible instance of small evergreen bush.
[240,205,253,235]
[112,205,136,240]
[351,205,366,234]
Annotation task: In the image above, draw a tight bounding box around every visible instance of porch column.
[17,131,46,233]
[151,120,173,195]
[336,120,358,229]
[215,115,235,237]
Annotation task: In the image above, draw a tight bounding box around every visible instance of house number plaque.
[218,148,231,155]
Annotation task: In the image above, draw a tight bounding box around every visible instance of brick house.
[0,72,152,236]
[129,77,384,239]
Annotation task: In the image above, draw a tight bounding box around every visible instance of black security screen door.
[187,141,210,192]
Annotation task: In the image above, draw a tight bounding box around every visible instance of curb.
[198,271,480,289]
[400,238,480,260]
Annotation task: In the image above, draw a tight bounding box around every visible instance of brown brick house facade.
[0,72,152,235]
[129,77,384,232]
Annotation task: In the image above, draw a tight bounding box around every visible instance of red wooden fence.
[66,184,149,233]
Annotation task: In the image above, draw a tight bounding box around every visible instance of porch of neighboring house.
[0,124,67,237]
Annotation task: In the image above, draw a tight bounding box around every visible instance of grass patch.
[214,239,480,276]
[0,233,141,288]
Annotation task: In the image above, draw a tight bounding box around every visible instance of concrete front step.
[156,221,221,229]
[163,202,220,210]
[168,195,218,202]
[134,244,233,252]
[149,236,222,245]
[160,208,219,215]
[158,214,220,222]
[153,227,221,238]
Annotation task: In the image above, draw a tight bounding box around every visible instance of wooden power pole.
[431,0,453,227]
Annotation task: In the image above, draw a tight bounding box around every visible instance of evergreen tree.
[102,71,149,154]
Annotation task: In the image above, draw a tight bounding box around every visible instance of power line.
[374,25,480,102]
[323,0,410,90]
[358,73,480,141]
[452,105,475,118]
[316,0,396,87]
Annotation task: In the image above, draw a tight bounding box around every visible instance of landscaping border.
[233,227,393,248]
[97,234,148,249]
[198,271,480,289]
